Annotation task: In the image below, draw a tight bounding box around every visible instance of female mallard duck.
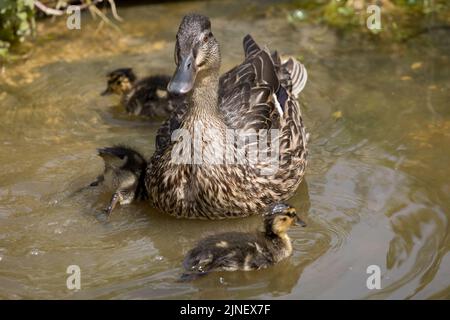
[181,203,306,280]
[145,14,308,219]
[101,68,175,118]
[92,146,148,216]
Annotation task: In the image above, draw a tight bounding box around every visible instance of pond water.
[0,1,449,299]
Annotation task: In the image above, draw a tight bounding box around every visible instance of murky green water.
[0,1,449,299]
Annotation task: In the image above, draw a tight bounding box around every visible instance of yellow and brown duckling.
[181,203,306,281]
[91,146,148,217]
[101,68,175,119]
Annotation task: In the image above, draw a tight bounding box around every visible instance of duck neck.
[264,230,293,260]
[187,70,221,122]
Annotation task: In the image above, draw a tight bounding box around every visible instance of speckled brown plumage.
[145,14,309,219]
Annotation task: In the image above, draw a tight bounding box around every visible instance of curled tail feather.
[283,58,308,99]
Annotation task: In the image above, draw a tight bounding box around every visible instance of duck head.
[264,203,306,236]
[168,14,221,96]
[101,68,137,96]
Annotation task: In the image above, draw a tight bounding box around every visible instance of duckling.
[92,146,148,217]
[101,68,175,119]
[181,203,306,281]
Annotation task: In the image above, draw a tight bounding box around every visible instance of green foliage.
[0,0,35,58]
[323,0,358,29]
[286,0,450,42]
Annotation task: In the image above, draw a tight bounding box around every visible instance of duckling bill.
[92,146,148,217]
[101,68,175,119]
[181,203,306,281]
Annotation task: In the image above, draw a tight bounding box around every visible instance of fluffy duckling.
[91,146,148,217]
[181,203,306,280]
[101,68,175,118]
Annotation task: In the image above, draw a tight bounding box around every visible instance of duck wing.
[220,35,308,181]
[219,35,282,131]
[219,35,307,131]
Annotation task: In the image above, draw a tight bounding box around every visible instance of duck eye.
[203,35,209,43]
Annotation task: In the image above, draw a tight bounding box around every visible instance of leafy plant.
[0,0,35,58]
[286,0,450,42]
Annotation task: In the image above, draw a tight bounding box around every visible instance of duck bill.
[168,54,197,95]
[295,215,307,227]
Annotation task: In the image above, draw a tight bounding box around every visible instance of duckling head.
[264,203,306,236]
[101,68,137,96]
[168,14,221,95]
[98,146,146,174]
[97,146,147,192]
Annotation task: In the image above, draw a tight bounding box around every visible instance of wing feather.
[219,35,280,131]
